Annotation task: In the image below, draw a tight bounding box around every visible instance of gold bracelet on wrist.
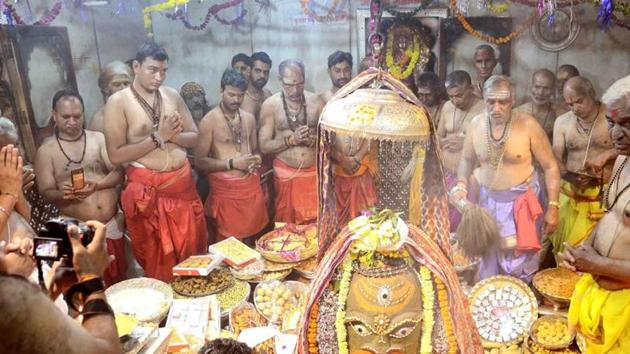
[548,200,560,209]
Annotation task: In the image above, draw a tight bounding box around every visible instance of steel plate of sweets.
[317,68,451,260]
[533,267,580,308]
[469,275,538,347]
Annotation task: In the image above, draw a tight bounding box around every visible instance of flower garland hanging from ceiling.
[299,0,345,23]
[165,0,246,30]
[143,0,189,35]
[1,0,62,26]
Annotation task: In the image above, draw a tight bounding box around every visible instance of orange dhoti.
[334,156,378,225]
[205,172,269,241]
[273,159,317,225]
[120,162,208,282]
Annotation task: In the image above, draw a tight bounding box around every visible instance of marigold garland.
[143,0,189,32]
[419,266,435,354]
[436,277,458,353]
[384,0,434,21]
[299,0,344,22]
[307,302,319,354]
[451,0,536,44]
[165,0,246,30]
[385,34,422,80]
[335,258,353,354]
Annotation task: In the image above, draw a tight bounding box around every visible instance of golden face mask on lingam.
[345,263,423,354]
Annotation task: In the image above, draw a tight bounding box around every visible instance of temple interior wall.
[23,0,630,124]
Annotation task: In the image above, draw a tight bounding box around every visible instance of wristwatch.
[64,277,105,313]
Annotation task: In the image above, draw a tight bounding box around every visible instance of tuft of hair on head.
[135,41,169,64]
[221,68,249,91]
[327,50,353,69]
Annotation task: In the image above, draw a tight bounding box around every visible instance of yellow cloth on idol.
[568,274,630,354]
[551,180,605,262]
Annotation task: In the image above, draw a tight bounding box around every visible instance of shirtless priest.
[104,42,208,281]
[452,75,560,281]
[259,59,325,224]
[194,69,268,244]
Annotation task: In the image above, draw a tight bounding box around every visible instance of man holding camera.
[0,220,122,354]
[35,90,126,286]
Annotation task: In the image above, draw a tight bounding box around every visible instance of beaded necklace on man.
[486,112,513,169]
[604,156,630,211]
[130,84,162,127]
[281,92,307,131]
[55,129,86,171]
[219,103,243,153]
[451,106,470,132]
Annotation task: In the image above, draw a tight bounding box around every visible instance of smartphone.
[33,237,61,260]
[71,167,85,190]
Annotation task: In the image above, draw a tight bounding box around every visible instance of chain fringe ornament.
[451,0,536,44]
[143,0,190,36]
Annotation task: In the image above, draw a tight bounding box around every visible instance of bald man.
[556,64,580,112]
[550,76,617,262]
[452,75,560,281]
[515,69,565,141]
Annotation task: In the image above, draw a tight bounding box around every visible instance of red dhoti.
[273,159,317,225]
[120,162,208,282]
[205,172,269,240]
[334,156,378,225]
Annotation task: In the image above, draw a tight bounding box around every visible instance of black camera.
[33,218,95,261]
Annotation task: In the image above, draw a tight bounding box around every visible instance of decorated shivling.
[297,209,482,353]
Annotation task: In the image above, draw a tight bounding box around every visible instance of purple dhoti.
[446,172,462,232]
[478,174,543,282]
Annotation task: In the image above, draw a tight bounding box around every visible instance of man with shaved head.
[258,59,325,224]
[556,64,580,111]
[516,69,565,141]
[550,76,616,262]
[451,75,560,281]
[437,70,485,231]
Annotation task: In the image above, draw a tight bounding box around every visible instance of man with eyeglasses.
[259,59,325,225]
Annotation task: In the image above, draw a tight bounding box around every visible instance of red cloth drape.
[121,162,208,281]
[273,159,317,225]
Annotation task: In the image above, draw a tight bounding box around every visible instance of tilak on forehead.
[485,90,511,99]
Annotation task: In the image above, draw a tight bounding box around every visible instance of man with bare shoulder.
[35,89,126,286]
[550,76,617,261]
[416,72,447,126]
[89,61,132,133]
[241,52,273,123]
[559,75,630,353]
[437,70,485,231]
[452,75,560,281]
[515,69,565,141]
[103,42,207,281]
[556,64,580,112]
[259,59,325,224]
[319,51,352,104]
[194,69,267,244]
[472,45,498,98]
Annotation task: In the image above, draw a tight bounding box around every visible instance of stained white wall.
[15,0,630,123]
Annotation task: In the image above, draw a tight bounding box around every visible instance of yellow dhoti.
[550,180,604,262]
[568,274,630,354]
